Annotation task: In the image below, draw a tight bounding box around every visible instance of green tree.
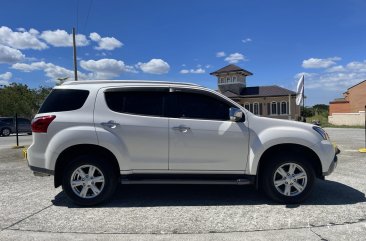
[313,104,329,117]
[0,84,51,119]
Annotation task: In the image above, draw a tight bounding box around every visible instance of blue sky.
[1,0,366,105]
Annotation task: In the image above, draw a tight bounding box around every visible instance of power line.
[83,0,94,33]
[76,0,80,31]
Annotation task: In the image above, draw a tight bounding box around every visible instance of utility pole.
[72,27,78,81]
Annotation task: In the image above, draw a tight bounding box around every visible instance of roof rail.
[62,80,200,87]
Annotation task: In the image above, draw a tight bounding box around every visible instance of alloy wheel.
[273,162,308,197]
[70,165,105,199]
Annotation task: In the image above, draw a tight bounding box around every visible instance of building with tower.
[210,64,300,120]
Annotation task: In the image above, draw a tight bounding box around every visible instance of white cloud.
[180,68,205,74]
[346,61,366,72]
[205,65,211,68]
[0,72,12,81]
[89,32,123,50]
[295,59,366,91]
[0,26,47,50]
[216,51,226,57]
[0,71,12,86]
[12,61,87,81]
[137,59,170,74]
[326,65,346,73]
[225,53,246,63]
[0,45,25,63]
[40,29,89,47]
[80,58,136,79]
[242,38,252,43]
[302,57,341,69]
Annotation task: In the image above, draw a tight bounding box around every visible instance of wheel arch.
[54,144,120,188]
[256,143,322,188]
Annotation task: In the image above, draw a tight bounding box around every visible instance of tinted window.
[18,118,31,124]
[38,89,89,113]
[105,90,165,117]
[0,118,13,125]
[169,91,232,121]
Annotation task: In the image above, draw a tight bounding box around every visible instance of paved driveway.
[0,134,32,149]
[0,128,365,240]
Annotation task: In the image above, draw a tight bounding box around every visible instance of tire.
[62,154,118,206]
[261,154,315,204]
[1,128,11,137]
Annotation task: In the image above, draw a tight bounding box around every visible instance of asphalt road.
[0,128,365,240]
[0,134,32,149]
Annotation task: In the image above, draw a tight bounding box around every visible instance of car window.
[38,89,89,113]
[0,118,13,125]
[168,91,233,121]
[105,89,166,117]
[17,118,31,124]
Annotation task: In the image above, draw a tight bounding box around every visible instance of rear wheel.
[1,128,11,137]
[62,154,118,206]
[261,155,315,204]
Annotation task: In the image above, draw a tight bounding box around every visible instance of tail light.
[31,115,56,133]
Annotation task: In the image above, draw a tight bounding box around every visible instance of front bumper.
[323,146,340,176]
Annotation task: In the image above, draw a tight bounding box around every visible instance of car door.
[168,88,249,171]
[94,87,169,170]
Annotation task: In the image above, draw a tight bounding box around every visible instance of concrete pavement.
[0,128,365,240]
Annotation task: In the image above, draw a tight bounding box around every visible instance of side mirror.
[229,107,244,122]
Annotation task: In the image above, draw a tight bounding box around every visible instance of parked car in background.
[0,117,32,136]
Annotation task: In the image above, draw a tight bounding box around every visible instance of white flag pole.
[302,76,305,121]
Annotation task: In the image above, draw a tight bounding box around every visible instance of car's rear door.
[94,86,169,170]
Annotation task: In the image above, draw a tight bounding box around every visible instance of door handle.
[101,120,120,129]
[172,125,191,133]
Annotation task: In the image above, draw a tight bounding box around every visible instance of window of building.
[281,101,287,115]
[232,76,237,82]
[253,102,259,115]
[220,77,224,84]
[244,102,250,111]
[271,101,277,115]
[226,77,231,83]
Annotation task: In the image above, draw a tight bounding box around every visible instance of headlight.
[312,126,329,140]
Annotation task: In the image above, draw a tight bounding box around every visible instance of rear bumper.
[29,165,54,177]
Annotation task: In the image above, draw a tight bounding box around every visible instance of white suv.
[28,80,338,206]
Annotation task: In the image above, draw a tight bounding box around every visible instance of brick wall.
[329,101,350,115]
[347,81,366,113]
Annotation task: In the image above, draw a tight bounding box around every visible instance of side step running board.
[121,179,252,185]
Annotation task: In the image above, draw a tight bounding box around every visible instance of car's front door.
[168,89,249,171]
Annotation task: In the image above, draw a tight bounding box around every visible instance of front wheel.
[261,156,315,204]
[62,155,118,206]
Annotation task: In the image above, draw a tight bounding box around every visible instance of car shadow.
[52,179,366,208]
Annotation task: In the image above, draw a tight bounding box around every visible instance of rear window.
[105,90,165,117]
[38,89,89,113]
